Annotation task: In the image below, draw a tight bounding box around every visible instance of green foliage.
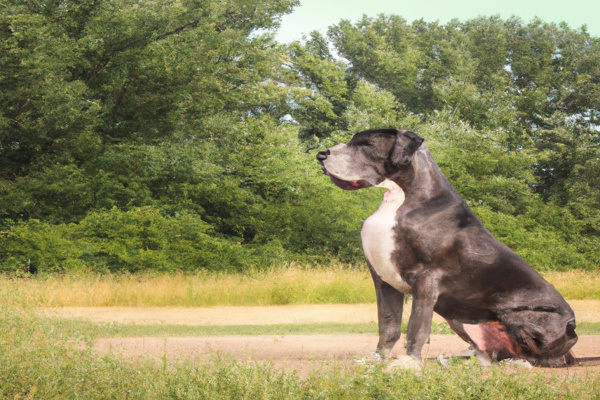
[0,3,598,273]
[0,207,252,273]
[327,16,600,244]
[0,0,361,272]
[286,31,356,146]
[418,111,599,270]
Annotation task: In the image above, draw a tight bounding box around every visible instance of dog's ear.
[388,130,424,168]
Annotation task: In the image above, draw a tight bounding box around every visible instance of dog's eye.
[533,306,557,313]
[350,139,371,147]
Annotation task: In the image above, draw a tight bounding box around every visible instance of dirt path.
[47,300,600,325]
[48,302,600,376]
[94,334,600,377]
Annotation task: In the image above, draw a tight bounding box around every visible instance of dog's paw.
[355,352,384,365]
[457,348,477,358]
[512,359,533,369]
[437,353,449,367]
[386,355,422,371]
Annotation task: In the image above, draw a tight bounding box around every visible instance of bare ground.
[47,302,600,377]
[93,334,600,378]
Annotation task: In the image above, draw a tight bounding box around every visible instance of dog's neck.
[375,179,405,204]
[392,148,456,204]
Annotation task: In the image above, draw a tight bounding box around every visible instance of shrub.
[0,207,250,274]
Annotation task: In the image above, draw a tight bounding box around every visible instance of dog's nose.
[566,320,577,339]
[316,149,330,162]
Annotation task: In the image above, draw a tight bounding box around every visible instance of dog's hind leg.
[369,266,405,361]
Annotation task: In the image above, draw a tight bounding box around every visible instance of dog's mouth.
[329,175,371,191]
[321,168,371,191]
[511,323,578,363]
[452,317,578,366]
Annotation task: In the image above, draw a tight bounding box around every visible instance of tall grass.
[1,266,598,308]
[1,305,599,399]
[544,270,600,299]
[1,264,376,307]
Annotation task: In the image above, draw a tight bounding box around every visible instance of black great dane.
[317,128,577,368]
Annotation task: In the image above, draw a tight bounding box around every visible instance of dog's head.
[499,302,578,366]
[316,129,424,190]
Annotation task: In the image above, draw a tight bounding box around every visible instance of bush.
[0,207,251,274]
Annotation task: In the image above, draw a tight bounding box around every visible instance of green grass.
[577,322,600,335]
[2,308,599,400]
[95,322,381,337]
[2,268,600,400]
[43,319,600,338]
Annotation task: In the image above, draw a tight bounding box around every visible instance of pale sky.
[275,0,600,42]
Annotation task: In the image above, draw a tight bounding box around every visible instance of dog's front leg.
[369,266,405,361]
[405,273,440,362]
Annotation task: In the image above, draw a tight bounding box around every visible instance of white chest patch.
[360,180,412,294]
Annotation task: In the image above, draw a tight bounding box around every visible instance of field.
[2,268,600,399]
[5,266,600,307]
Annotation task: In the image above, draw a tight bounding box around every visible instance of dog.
[317,128,577,367]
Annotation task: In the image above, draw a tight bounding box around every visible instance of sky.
[275,0,600,43]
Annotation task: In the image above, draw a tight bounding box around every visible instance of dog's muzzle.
[316,149,370,190]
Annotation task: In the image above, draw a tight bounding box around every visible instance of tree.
[0,0,299,222]
[1,7,598,273]
[0,0,387,273]
[286,31,356,147]
[0,0,333,272]
[289,15,600,270]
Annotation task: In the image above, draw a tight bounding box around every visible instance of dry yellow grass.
[543,270,600,300]
[1,266,597,307]
[2,265,375,307]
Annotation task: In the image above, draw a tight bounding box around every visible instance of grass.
[578,322,600,335]
[39,320,450,338]
[543,270,600,299]
[2,266,598,308]
[2,268,600,399]
[1,264,375,307]
[27,318,600,338]
[1,308,599,400]
[98,321,382,337]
